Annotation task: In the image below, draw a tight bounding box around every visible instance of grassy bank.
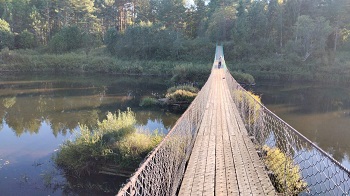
[0,48,212,83]
[228,50,350,84]
[3,47,350,84]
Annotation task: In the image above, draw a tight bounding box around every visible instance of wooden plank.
[179,69,276,196]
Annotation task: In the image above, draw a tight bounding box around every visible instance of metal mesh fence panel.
[117,72,214,196]
[224,69,350,195]
[118,45,350,195]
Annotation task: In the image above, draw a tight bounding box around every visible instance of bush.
[104,28,119,55]
[166,85,199,103]
[167,85,199,94]
[15,30,36,49]
[117,131,162,167]
[166,89,197,103]
[263,146,307,195]
[48,26,83,53]
[231,71,255,84]
[171,63,211,83]
[0,19,14,49]
[54,109,163,176]
[139,97,159,107]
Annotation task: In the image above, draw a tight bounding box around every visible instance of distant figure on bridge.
[218,56,222,69]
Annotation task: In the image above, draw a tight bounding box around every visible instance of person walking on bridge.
[218,56,222,69]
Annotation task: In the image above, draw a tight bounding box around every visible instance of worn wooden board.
[179,69,276,196]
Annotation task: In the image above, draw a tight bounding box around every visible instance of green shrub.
[171,63,211,83]
[139,97,159,107]
[167,85,199,94]
[117,131,162,167]
[235,90,261,126]
[165,85,199,103]
[0,20,14,49]
[231,71,255,84]
[263,146,307,195]
[15,30,36,49]
[54,108,163,176]
[48,26,83,53]
[166,89,197,103]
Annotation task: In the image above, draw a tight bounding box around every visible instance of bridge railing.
[225,70,350,195]
[117,72,214,196]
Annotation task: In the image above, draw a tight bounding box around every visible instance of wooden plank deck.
[178,68,276,196]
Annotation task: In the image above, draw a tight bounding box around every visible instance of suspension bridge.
[118,46,350,195]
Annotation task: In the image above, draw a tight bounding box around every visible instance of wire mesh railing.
[117,72,214,196]
[224,69,350,195]
[118,45,350,195]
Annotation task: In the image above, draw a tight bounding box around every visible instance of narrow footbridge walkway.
[118,46,350,196]
[178,68,275,195]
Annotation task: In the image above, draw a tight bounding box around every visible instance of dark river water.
[250,80,350,170]
[1,73,350,195]
[0,73,180,195]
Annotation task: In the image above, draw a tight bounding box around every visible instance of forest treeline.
[1,0,350,82]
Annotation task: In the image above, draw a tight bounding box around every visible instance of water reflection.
[251,80,350,168]
[0,73,179,195]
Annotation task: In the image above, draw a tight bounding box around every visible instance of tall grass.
[54,108,163,177]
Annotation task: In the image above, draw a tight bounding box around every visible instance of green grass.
[54,108,163,176]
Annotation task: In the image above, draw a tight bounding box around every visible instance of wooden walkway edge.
[178,68,276,195]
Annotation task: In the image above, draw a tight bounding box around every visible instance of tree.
[156,0,186,31]
[104,27,119,54]
[15,30,36,49]
[246,0,267,43]
[10,0,32,33]
[206,6,235,42]
[48,26,83,53]
[69,0,98,32]
[0,18,10,32]
[0,18,14,49]
[294,15,332,61]
[29,5,46,45]
[233,0,249,42]
[183,0,208,38]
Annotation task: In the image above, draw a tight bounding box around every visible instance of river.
[1,73,350,195]
[250,80,350,170]
[0,73,180,195]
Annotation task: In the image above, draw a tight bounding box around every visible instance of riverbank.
[229,51,350,84]
[0,48,211,83]
[2,47,349,84]
[0,48,258,85]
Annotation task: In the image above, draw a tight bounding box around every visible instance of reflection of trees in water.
[0,104,5,131]
[1,94,105,137]
[255,84,350,114]
[3,97,16,108]
[0,74,177,138]
[60,172,126,195]
[252,83,350,162]
[4,98,42,136]
[135,110,179,130]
